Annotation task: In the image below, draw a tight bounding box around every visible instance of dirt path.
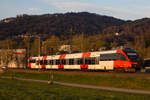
[1,76,150,95]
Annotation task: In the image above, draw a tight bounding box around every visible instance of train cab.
[122,48,140,69]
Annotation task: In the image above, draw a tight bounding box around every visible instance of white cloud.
[51,1,141,19]
[39,0,149,20]
[53,1,92,11]
[145,6,150,10]
[132,6,150,19]
[28,8,40,11]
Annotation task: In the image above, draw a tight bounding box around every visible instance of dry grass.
[2,70,150,91]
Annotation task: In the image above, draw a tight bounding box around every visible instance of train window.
[77,59,83,64]
[36,61,39,65]
[91,57,96,64]
[123,50,139,62]
[112,53,127,61]
[85,58,91,64]
[69,59,74,65]
[29,59,36,63]
[100,53,127,61]
[61,59,66,65]
[43,60,48,65]
[49,60,54,65]
[100,54,110,61]
[56,60,60,65]
[118,54,127,61]
[110,54,118,60]
[40,60,43,65]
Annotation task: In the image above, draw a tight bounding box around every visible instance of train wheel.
[58,68,64,71]
[114,68,125,72]
[127,68,136,73]
[85,68,88,72]
[81,68,87,71]
[41,68,46,71]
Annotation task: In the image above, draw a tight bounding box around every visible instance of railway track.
[5,68,150,77]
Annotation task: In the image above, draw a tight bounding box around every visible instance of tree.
[133,35,150,60]
[42,35,61,55]
[23,36,31,68]
[0,39,17,67]
[72,33,89,52]
[110,41,118,49]
[0,49,11,66]
[0,39,16,49]
[31,38,40,56]
[23,36,30,54]
[87,35,106,51]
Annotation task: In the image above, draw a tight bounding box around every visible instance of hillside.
[102,18,150,36]
[1,12,150,58]
[0,12,125,40]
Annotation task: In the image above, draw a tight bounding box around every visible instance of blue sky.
[0,0,150,20]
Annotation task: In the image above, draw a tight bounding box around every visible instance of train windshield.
[123,49,139,62]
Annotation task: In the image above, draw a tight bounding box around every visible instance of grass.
[0,78,150,100]
[1,70,150,91]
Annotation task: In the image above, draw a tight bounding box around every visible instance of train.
[28,47,140,72]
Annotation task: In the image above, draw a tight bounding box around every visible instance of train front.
[122,48,140,71]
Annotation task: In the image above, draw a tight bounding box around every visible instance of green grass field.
[1,70,150,91]
[0,78,150,100]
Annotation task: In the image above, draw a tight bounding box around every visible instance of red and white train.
[28,47,140,72]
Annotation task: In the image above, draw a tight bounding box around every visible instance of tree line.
[0,33,150,62]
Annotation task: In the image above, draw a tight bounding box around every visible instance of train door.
[95,56,101,70]
[99,54,114,70]
[35,60,40,69]
[58,54,66,70]
[80,58,88,71]
[28,58,37,69]
[59,59,66,70]
[80,52,91,70]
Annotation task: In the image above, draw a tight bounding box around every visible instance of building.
[59,45,71,52]
[0,49,26,69]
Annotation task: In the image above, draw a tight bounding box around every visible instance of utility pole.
[69,27,73,53]
[38,36,41,72]
[7,40,14,80]
[27,37,30,69]
[38,36,40,57]
[24,35,30,69]
[48,48,53,84]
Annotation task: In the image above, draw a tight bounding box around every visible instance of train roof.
[36,49,117,60]
[29,47,136,60]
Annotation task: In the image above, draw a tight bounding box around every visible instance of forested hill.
[0,12,150,42]
[1,12,150,58]
[102,18,150,36]
[0,12,125,39]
